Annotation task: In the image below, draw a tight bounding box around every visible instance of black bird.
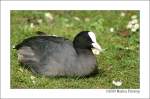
[15,31,102,77]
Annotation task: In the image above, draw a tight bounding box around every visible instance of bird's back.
[16,36,77,76]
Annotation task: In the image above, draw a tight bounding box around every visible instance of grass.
[11,10,140,89]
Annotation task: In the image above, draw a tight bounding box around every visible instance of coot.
[15,31,102,76]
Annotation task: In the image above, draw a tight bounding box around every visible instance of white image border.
[1,1,149,98]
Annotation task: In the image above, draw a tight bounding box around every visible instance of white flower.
[110,27,114,32]
[133,23,139,30]
[37,19,43,24]
[112,80,122,86]
[32,80,36,84]
[124,47,129,50]
[126,15,139,32]
[30,76,36,80]
[131,15,137,19]
[30,76,36,84]
[45,13,52,17]
[131,28,137,32]
[30,23,34,28]
[120,12,125,17]
[126,22,132,29]
[131,19,138,24]
[73,17,80,21]
[130,23,139,32]
[44,12,53,21]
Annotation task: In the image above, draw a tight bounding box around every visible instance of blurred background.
[11,10,140,89]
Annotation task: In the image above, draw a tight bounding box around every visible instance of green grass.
[11,10,140,89]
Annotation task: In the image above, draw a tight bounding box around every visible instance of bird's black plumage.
[15,31,101,77]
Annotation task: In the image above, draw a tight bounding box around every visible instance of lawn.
[11,10,140,89]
